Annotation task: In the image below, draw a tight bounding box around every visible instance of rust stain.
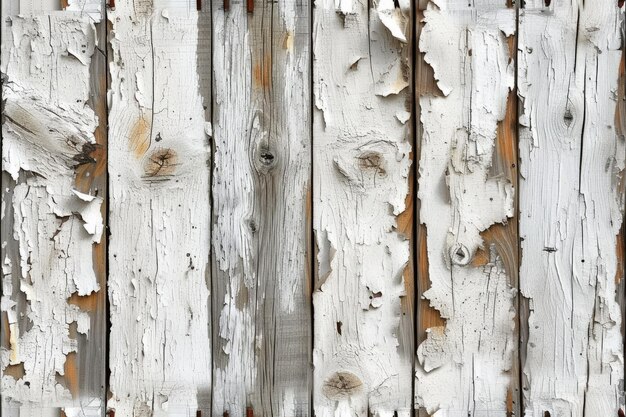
[253,55,272,89]
[130,116,151,158]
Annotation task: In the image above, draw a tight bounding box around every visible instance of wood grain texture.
[107,0,212,414]
[312,0,413,415]
[518,1,625,415]
[414,1,518,415]
[210,0,312,414]
[1,1,106,415]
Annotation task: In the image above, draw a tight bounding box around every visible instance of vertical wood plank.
[312,0,414,415]
[107,0,212,414]
[414,1,519,415]
[1,1,106,415]
[210,0,312,414]
[518,1,625,415]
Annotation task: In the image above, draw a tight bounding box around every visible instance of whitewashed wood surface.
[1,0,624,416]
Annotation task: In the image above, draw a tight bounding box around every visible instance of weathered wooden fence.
[1,0,625,416]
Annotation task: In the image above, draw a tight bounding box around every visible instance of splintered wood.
[1,1,624,417]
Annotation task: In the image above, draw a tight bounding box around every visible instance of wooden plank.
[106,0,212,414]
[518,1,625,415]
[210,0,312,414]
[1,0,106,415]
[414,1,519,415]
[312,0,413,415]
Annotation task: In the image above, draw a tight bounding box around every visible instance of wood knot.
[259,150,275,166]
[144,148,178,180]
[450,243,471,266]
[357,151,386,176]
[322,371,363,400]
[563,109,574,127]
[254,145,278,174]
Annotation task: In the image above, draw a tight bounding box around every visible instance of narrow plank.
[107,0,212,414]
[1,1,106,415]
[210,0,312,414]
[312,0,414,415]
[518,1,625,416]
[414,1,519,415]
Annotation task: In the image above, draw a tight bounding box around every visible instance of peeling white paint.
[518,1,625,416]
[415,2,517,415]
[313,0,413,415]
[1,10,103,413]
[107,1,212,415]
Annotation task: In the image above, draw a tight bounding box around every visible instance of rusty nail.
[619,0,625,8]
[246,408,254,417]
[544,0,551,5]
[246,0,254,13]
[108,0,115,8]
[223,412,230,417]
[619,408,625,417]
[224,0,230,11]
[108,411,115,417]
[196,0,201,10]
[196,411,201,417]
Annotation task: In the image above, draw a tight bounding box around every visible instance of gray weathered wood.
[210,0,312,415]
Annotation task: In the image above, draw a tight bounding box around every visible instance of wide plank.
[1,1,106,415]
[414,1,519,415]
[518,1,625,415]
[210,0,312,414]
[312,0,414,415]
[107,0,212,414]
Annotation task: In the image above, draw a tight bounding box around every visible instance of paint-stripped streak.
[211,0,312,414]
[312,0,413,415]
[414,1,518,415]
[107,0,212,414]
[1,2,105,415]
[518,1,625,416]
